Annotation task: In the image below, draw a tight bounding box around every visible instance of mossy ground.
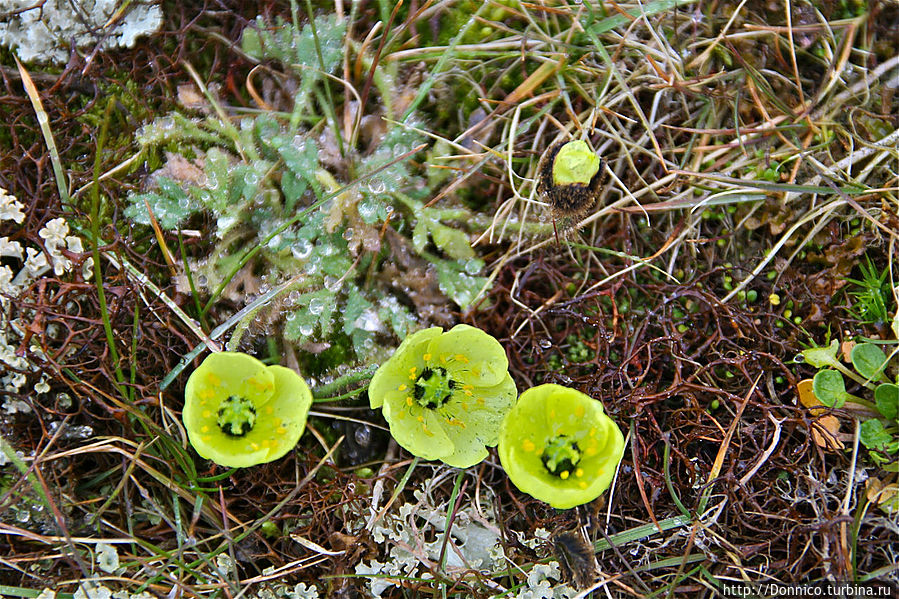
[1,0,897,597]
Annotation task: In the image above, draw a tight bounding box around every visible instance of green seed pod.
[536,140,605,227]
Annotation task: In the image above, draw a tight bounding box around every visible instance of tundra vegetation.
[0,0,897,597]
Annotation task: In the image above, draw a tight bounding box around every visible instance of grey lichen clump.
[0,0,162,64]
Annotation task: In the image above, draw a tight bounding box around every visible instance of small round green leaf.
[874,383,898,421]
[850,343,888,382]
[812,369,847,408]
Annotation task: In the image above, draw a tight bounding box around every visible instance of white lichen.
[2,396,31,414]
[0,189,25,223]
[95,543,120,574]
[73,581,113,599]
[0,1,163,64]
[0,237,23,259]
[358,476,506,597]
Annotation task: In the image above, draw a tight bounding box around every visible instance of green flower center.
[217,396,257,437]
[413,367,456,409]
[542,435,581,478]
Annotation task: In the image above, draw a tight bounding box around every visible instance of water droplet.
[292,239,313,259]
[366,180,386,194]
[464,260,481,275]
[299,324,314,336]
[538,339,552,349]
[358,199,379,221]
[353,309,383,332]
[309,297,325,315]
[354,426,372,447]
[342,228,354,241]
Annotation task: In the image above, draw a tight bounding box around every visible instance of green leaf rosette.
[369,324,517,468]
[498,384,624,509]
[183,352,312,468]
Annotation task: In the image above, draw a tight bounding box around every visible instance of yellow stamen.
[464,390,473,397]
[455,354,469,363]
[476,398,485,406]
[575,468,584,478]
[398,384,407,391]
[423,353,431,361]
[575,405,585,418]
[277,427,287,435]
[266,406,274,415]
[522,439,536,452]
[462,402,469,411]
[206,373,221,386]
[202,435,211,442]
[579,481,588,489]
[201,425,210,433]
[202,410,212,419]
[406,396,414,406]
[560,471,570,480]
[199,388,215,400]
[251,442,260,450]
[409,366,417,374]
